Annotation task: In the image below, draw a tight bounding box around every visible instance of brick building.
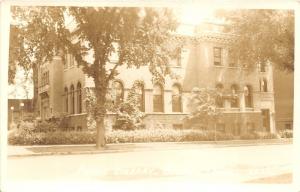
[37,21,276,134]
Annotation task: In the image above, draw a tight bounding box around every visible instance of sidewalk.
[8,138,292,157]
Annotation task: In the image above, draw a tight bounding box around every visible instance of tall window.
[77,82,82,113]
[153,84,164,112]
[70,84,75,114]
[64,87,68,113]
[244,85,253,108]
[214,47,222,66]
[172,84,182,112]
[231,84,239,108]
[135,82,145,112]
[216,83,224,108]
[260,79,268,92]
[112,81,124,105]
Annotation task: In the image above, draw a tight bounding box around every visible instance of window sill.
[169,65,182,68]
[65,113,87,117]
[214,65,225,68]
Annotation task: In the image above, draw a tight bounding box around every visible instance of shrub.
[113,81,145,131]
[8,131,96,145]
[35,121,59,132]
[16,121,36,133]
[105,129,234,143]
[9,127,236,145]
[255,132,280,139]
[279,130,293,138]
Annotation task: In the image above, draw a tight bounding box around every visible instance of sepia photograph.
[1,1,297,191]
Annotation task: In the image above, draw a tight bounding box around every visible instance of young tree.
[10,7,178,148]
[185,87,222,130]
[113,80,145,131]
[216,9,294,72]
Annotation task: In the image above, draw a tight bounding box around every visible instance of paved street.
[7,143,292,184]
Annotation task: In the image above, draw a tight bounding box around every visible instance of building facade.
[37,22,276,134]
[273,69,294,131]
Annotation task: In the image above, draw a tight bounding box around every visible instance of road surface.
[7,144,292,184]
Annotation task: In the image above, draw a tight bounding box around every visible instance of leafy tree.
[114,81,145,131]
[185,87,222,129]
[216,9,294,72]
[10,7,67,113]
[10,7,178,148]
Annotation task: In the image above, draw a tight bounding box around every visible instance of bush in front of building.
[278,129,293,138]
[255,132,280,139]
[9,130,96,145]
[105,129,235,143]
[113,81,146,131]
[8,126,286,145]
[35,121,59,132]
[240,131,280,140]
[9,127,235,145]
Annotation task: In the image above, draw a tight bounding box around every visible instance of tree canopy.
[217,9,294,72]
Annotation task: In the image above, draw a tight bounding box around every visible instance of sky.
[8,7,217,99]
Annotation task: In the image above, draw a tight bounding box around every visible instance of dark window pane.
[153,84,163,112]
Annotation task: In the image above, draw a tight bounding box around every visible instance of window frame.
[77,82,82,114]
[230,84,239,108]
[213,47,222,66]
[70,84,75,114]
[244,85,253,108]
[64,87,68,113]
[172,84,182,112]
[153,83,164,112]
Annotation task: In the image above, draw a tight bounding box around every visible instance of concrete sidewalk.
[8,138,292,157]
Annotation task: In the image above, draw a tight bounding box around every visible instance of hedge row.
[8,128,288,145]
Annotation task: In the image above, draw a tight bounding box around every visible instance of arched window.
[153,83,164,112]
[77,82,82,114]
[70,84,75,114]
[216,83,224,108]
[172,84,182,112]
[135,82,145,112]
[231,85,239,108]
[261,79,268,92]
[64,87,68,113]
[112,81,124,105]
[244,85,253,108]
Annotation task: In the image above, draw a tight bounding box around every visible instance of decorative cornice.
[172,32,236,45]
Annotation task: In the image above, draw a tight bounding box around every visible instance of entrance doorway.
[261,109,270,132]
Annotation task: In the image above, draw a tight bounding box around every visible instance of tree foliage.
[10,6,67,112]
[217,9,294,71]
[114,81,145,131]
[186,87,222,127]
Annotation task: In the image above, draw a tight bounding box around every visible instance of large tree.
[10,7,178,148]
[216,9,294,72]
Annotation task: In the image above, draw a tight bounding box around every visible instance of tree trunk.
[95,81,107,149]
[32,64,39,117]
[96,115,105,148]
